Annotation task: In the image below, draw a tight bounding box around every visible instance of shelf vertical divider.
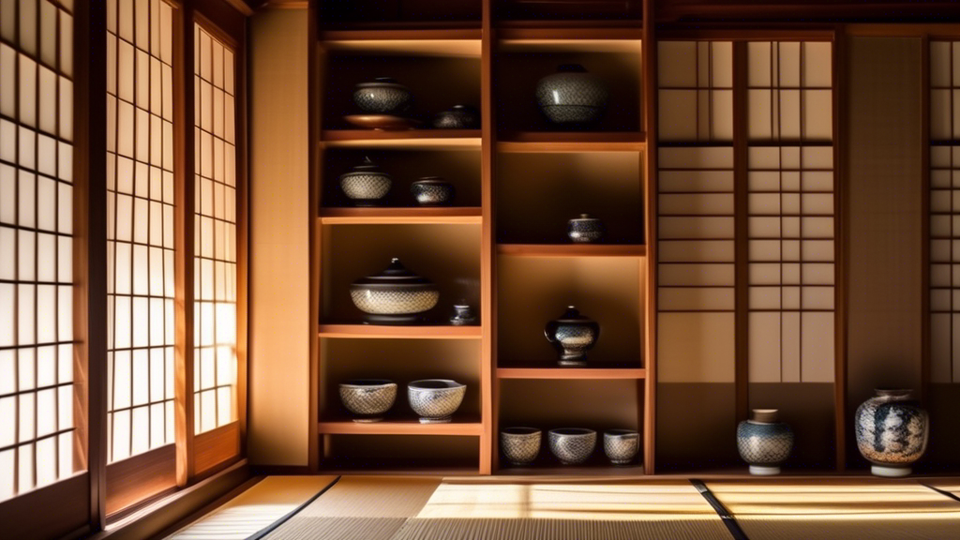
[308,2,324,472]
[481,0,497,475]
[641,0,658,476]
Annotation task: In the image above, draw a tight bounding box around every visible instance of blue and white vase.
[855,389,929,477]
[736,409,793,475]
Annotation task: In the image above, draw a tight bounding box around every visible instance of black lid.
[356,77,407,89]
[345,156,388,175]
[352,258,434,286]
[412,176,450,185]
[553,305,593,322]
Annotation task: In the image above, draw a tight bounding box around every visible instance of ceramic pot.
[568,214,605,243]
[449,302,477,326]
[411,177,455,206]
[353,77,413,114]
[548,428,596,465]
[501,427,541,466]
[603,429,640,465]
[349,258,440,325]
[339,157,393,206]
[338,379,397,423]
[433,105,480,129]
[736,409,794,475]
[535,64,609,125]
[407,379,466,424]
[544,306,600,366]
[855,389,930,477]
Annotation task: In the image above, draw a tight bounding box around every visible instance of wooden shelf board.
[318,324,482,339]
[321,130,482,149]
[497,27,643,43]
[318,418,483,436]
[497,131,645,153]
[497,366,646,380]
[497,244,646,257]
[496,462,645,476]
[318,207,483,225]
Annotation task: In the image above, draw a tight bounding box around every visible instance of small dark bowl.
[353,78,413,114]
[411,177,456,206]
[433,105,480,129]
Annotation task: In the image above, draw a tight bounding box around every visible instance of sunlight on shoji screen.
[929,41,960,383]
[746,42,835,383]
[193,25,237,434]
[0,0,76,500]
[106,0,176,463]
[657,41,736,383]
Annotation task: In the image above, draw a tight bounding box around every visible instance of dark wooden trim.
[249,464,315,475]
[0,473,91,540]
[236,13,251,463]
[920,34,932,406]
[308,0,322,473]
[105,446,178,516]
[657,2,960,22]
[733,41,750,424]
[74,0,108,530]
[192,0,247,40]
[834,26,848,472]
[480,0,496,476]
[642,0,658,476]
[658,28,836,41]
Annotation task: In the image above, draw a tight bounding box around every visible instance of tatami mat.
[166,475,337,540]
[262,477,441,540]
[705,479,960,540]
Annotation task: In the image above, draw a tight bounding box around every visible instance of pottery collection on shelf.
[411,177,456,206]
[736,409,794,475]
[536,64,609,125]
[544,306,600,366]
[345,77,479,131]
[855,389,929,477]
[338,379,466,423]
[407,379,467,423]
[350,258,440,325]
[567,214,604,243]
[500,427,636,467]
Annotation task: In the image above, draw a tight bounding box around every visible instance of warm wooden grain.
[318,420,484,436]
[498,244,646,257]
[642,0,658,476]
[497,367,647,379]
[105,446,178,516]
[318,325,483,339]
[194,423,242,475]
[319,207,483,224]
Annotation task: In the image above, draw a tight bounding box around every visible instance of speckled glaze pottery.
[501,427,541,466]
[433,105,480,129]
[449,302,477,326]
[535,64,609,125]
[407,379,466,424]
[544,306,600,367]
[567,214,605,243]
[338,379,397,423]
[339,157,393,206]
[549,428,596,465]
[737,409,794,475]
[349,258,440,325]
[855,389,929,477]
[603,429,640,465]
[353,77,413,114]
[411,177,456,206]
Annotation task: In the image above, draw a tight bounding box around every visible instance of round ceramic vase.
[501,427,542,466]
[349,258,440,325]
[535,64,610,125]
[855,389,929,477]
[353,78,413,114]
[567,214,605,243]
[410,177,455,206]
[338,379,397,423]
[433,105,480,129]
[736,409,794,476]
[544,306,600,367]
[339,157,393,206]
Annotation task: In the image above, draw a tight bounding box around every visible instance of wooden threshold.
[318,418,484,436]
[318,207,482,225]
[497,366,646,379]
[318,324,482,339]
[498,244,646,257]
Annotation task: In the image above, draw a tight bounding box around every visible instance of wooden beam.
[480,0,496,476]
[641,0,658,476]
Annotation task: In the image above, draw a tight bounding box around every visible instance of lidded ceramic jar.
[349,258,440,325]
[433,105,480,129]
[339,157,393,206]
[449,301,477,326]
[567,214,604,243]
[410,177,456,206]
[535,64,610,125]
[855,389,929,477]
[352,77,413,114]
[544,306,600,367]
[736,409,794,475]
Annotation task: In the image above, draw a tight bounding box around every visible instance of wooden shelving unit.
[309,0,653,476]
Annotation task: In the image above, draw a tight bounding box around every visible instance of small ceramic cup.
[548,427,597,465]
[501,427,542,466]
[603,429,640,465]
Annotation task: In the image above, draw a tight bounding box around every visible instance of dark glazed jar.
[535,64,609,125]
[567,214,605,243]
[433,105,480,129]
[411,177,456,206]
[544,306,600,366]
[352,77,413,114]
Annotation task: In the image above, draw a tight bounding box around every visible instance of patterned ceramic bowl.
[353,78,413,114]
[339,157,392,206]
[339,379,397,423]
[432,105,480,129]
[603,429,640,465]
[350,258,440,324]
[567,214,605,243]
[411,177,456,206]
[535,64,609,125]
[501,427,542,466]
[548,428,597,465]
[407,379,466,424]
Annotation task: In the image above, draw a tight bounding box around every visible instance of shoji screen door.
[1,0,78,500]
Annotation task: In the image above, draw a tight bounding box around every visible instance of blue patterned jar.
[855,389,929,477]
[736,409,794,475]
[535,64,609,125]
